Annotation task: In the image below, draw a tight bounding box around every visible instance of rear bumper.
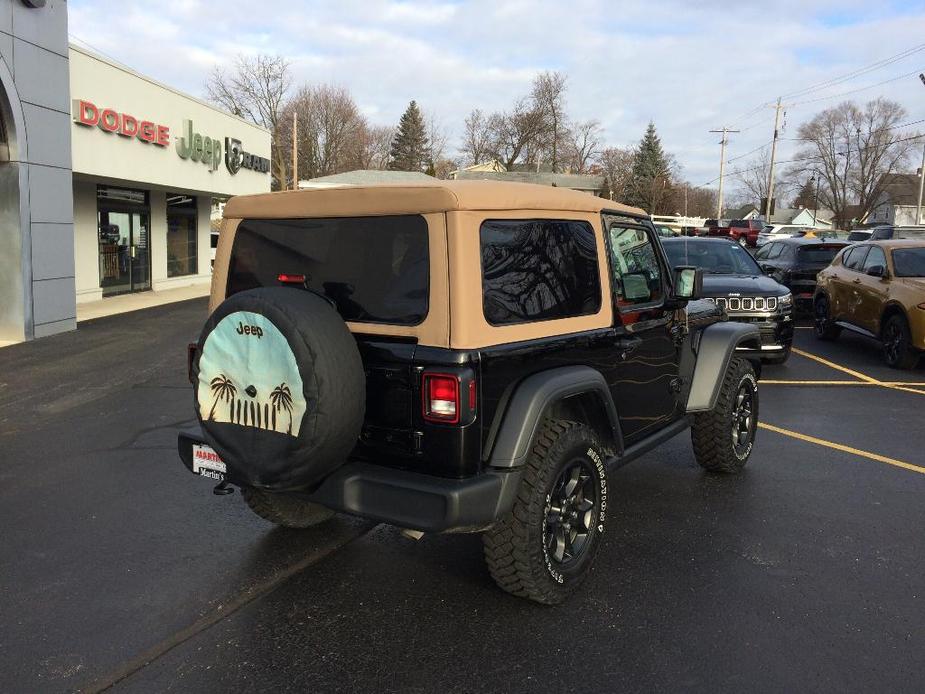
[178,432,522,533]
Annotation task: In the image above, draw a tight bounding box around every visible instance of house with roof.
[768,206,833,228]
[866,173,924,226]
[724,204,760,220]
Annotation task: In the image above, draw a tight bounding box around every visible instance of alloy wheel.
[731,380,755,454]
[884,321,903,364]
[544,459,599,568]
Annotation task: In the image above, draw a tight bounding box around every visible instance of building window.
[167,193,198,277]
[480,219,601,325]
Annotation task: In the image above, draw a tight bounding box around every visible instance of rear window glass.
[797,245,844,264]
[227,215,429,325]
[847,231,871,241]
[480,219,601,325]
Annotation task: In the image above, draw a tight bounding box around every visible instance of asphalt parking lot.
[1,300,924,693]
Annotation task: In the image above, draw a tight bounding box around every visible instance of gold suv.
[814,240,925,369]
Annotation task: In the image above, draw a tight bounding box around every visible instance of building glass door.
[97,187,151,297]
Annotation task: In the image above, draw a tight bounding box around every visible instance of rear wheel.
[483,420,608,605]
[691,358,758,474]
[882,314,920,370]
[813,295,841,341]
[242,487,334,528]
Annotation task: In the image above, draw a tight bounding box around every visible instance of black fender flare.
[487,366,622,469]
[685,322,761,413]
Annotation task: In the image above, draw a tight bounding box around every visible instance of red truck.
[701,219,763,248]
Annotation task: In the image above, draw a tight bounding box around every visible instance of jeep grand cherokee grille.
[706,296,778,312]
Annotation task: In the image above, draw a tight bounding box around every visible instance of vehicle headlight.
[779,293,793,308]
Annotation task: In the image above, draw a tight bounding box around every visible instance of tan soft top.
[223,180,646,219]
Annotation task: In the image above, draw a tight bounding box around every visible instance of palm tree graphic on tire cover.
[208,374,237,421]
[270,384,294,434]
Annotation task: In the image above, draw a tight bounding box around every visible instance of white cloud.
[68,0,925,192]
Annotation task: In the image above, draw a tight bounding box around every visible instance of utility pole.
[710,127,739,219]
[291,112,298,190]
[765,97,784,223]
[917,141,925,225]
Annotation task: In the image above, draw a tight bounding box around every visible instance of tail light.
[422,373,460,424]
[278,273,306,286]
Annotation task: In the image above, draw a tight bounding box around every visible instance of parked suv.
[814,240,925,369]
[663,237,794,364]
[754,237,849,310]
[703,219,762,247]
[179,181,762,604]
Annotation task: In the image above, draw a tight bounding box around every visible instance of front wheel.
[483,420,608,605]
[691,357,759,474]
[242,487,335,528]
[882,314,920,370]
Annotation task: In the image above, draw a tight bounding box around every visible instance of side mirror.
[673,266,703,301]
[866,265,886,278]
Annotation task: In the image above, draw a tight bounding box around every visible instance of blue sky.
[68,0,925,197]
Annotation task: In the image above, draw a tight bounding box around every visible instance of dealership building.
[0,0,271,344]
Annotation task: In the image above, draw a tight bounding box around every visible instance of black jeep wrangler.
[179,181,761,604]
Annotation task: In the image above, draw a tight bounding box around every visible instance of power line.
[780,42,925,100]
[726,141,772,164]
[789,67,925,107]
[694,132,925,188]
[779,118,925,142]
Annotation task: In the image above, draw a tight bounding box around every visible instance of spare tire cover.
[193,287,365,490]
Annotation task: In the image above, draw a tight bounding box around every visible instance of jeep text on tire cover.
[178,181,762,604]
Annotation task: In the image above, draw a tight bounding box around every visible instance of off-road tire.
[691,357,758,474]
[242,487,334,528]
[882,314,920,370]
[482,420,608,605]
[813,294,841,341]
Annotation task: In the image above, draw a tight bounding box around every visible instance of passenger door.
[831,245,868,324]
[856,246,890,334]
[603,215,682,442]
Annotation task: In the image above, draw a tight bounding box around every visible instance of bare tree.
[489,101,548,171]
[461,109,495,166]
[278,84,366,182]
[565,120,602,174]
[598,146,634,201]
[667,183,717,217]
[426,112,449,171]
[530,71,568,172]
[787,99,915,228]
[732,147,790,210]
[206,54,291,190]
[353,124,394,170]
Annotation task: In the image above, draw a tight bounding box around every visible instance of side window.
[607,224,664,307]
[755,244,771,260]
[480,219,602,326]
[765,243,784,260]
[862,246,886,271]
[844,246,870,271]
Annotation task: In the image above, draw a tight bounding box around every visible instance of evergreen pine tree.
[389,101,429,172]
[792,177,816,209]
[625,122,672,212]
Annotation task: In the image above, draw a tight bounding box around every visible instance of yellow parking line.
[758,422,925,475]
[791,347,878,382]
[790,347,925,396]
[761,379,925,386]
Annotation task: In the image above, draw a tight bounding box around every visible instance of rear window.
[797,245,844,264]
[480,219,601,325]
[227,215,429,325]
[892,248,925,277]
[847,231,871,241]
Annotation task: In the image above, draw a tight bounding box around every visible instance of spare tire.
[192,287,365,491]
